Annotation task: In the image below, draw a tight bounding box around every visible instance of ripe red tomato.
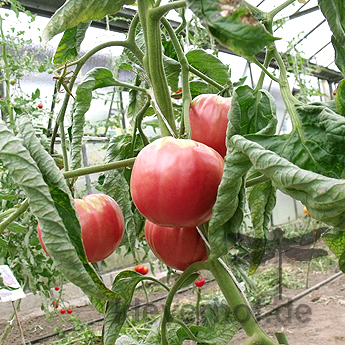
[130,137,224,227]
[134,265,149,275]
[195,275,205,287]
[52,301,59,308]
[38,194,125,263]
[144,220,208,271]
[189,94,231,158]
[55,286,60,291]
[60,309,66,314]
[38,103,43,109]
[67,309,73,314]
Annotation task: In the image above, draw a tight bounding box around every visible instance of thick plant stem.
[137,1,178,136]
[161,262,209,345]
[0,199,29,234]
[208,259,277,345]
[0,17,14,126]
[161,17,192,136]
[63,158,136,179]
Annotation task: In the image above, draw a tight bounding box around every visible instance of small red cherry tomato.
[38,103,43,109]
[52,301,59,308]
[60,309,66,314]
[134,265,149,275]
[195,276,205,287]
[55,286,60,291]
[67,309,73,314]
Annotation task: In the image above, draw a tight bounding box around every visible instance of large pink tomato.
[38,194,124,263]
[144,220,208,271]
[130,137,224,227]
[189,94,231,158]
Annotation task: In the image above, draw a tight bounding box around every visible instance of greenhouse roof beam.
[289,6,320,20]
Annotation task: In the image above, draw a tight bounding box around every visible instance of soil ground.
[1,250,345,345]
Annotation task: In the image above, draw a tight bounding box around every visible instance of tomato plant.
[131,137,224,227]
[0,0,345,344]
[38,194,125,263]
[144,220,208,271]
[189,94,231,158]
[134,265,149,275]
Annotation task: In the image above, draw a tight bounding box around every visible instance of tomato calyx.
[194,275,205,287]
[134,265,149,275]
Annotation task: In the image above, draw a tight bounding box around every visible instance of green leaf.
[186,0,278,59]
[209,151,250,258]
[334,79,345,116]
[228,134,345,269]
[18,117,121,305]
[186,49,232,90]
[7,222,27,233]
[103,169,142,252]
[247,179,276,274]
[31,88,40,100]
[71,67,124,171]
[0,119,104,300]
[103,271,147,345]
[43,0,136,42]
[332,36,345,76]
[189,80,215,99]
[318,0,345,46]
[228,86,277,137]
[246,104,345,179]
[163,55,181,93]
[145,318,182,345]
[53,22,91,65]
[230,134,345,232]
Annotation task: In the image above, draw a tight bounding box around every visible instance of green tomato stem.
[208,259,278,344]
[161,261,209,345]
[62,157,135,179]
[144,6,177,136]
[0,17,14,127]
[268,0,296,19]
[131,99,151,156]
[252,58,280,84]
[161,17,192,136]
[0,199,29,234]
[189,65,225,91]
[195,287,201,325]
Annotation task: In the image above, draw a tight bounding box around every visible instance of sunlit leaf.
[186,49,232,91]
[71,67,126,171]
[246,104,345,179]
[187,0,278,59]
[318,0,345,46]
[43,0,136,42]
[0,119,105,300]
[53,22,91,65]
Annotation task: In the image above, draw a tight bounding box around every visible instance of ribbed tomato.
[189,94,231,158]
[38,194,124,263]
[130,137,224,227]
[144,220,208,271]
